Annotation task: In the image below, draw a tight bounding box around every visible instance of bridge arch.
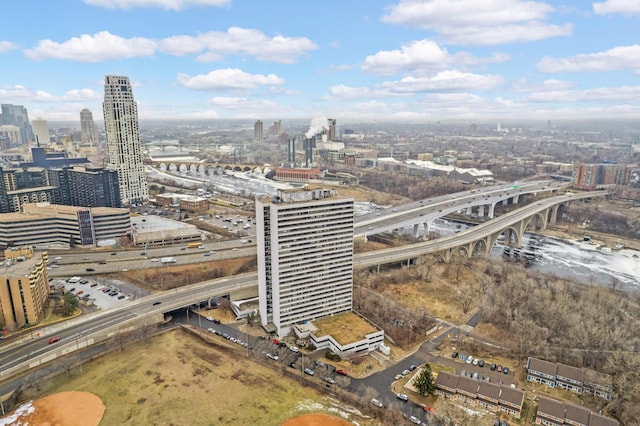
[523,211,547,232]
[471,239,488,257]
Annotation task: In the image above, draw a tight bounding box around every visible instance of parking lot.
[51,276,151,309]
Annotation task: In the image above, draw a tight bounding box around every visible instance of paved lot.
[52,276,151,309]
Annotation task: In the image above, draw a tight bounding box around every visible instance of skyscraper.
[80,108,99,146]
[31,118,50,145]
[102,75,148,206]
[0,104,34,145]
[254,120,263,142]
[256,188,354,336]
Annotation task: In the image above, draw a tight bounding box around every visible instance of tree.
[413,363,436,396]
[61,292,79,317]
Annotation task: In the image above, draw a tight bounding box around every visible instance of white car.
[371,399,383,408]
[150,258,159,262]
[289,346,300,353]
[206,316,214,322]
[466,356,473,364]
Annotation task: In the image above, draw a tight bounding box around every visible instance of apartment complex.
[536,397,618,426]
[572,163,632,190]
[103,75,148,206]
[526,357,612,400]
[0,202,131,249]
[435,371,525,418]
[0,246,50,330]
[256,188,354,336]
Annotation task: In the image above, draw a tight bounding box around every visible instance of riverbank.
[543,224,640,251]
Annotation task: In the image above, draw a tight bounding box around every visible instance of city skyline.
[0,1,639,122]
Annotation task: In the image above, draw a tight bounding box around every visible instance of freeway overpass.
[354,179,567,238]
[1,188,606,384]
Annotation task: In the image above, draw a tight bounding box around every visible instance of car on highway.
[151,258,159,262]
[152,301,161,306]
[86,268,95,272]
[48,336,61,344]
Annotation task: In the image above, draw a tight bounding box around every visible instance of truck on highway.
[161,257,176,264]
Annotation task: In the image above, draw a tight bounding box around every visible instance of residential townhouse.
[526,357,612,400]
[434,372,525,418]
[536,397,618,426]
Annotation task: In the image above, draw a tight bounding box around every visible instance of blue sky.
[1,0,639,122]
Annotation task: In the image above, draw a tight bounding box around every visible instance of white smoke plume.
[305,116,328,139]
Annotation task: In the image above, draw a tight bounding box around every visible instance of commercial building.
[31,118,50,145]
[254,120,263,142]
[256,188,354,336]
[103,75,148,206]
[0,104,33,146]
[80,108,100,146]
[0,246,50,330]
[0,202,131,249]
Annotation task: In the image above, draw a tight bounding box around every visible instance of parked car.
[466,356,473,364]
[478,360,485,367]
[336,369,347,376]
[503,367,510,375]
[451,351,459,358]
[371,399,383,408]
[497,365,503,372]
[396,393,409,402]
[490,363,497,370]
[304,368,314,376]
[409,415,421,424]
[324,377,335,384]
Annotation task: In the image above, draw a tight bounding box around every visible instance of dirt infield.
[281,413,352,426]
[1,391,104,426]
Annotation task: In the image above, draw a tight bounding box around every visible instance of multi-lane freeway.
[3,181,603,387]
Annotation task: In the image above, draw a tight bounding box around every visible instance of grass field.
[20,329,373,426]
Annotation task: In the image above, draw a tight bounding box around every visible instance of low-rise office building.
[0,202,131,249]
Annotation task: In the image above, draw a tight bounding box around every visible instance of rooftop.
[312,311,379,346]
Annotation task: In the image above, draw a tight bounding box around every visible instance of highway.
[2,183,603,385]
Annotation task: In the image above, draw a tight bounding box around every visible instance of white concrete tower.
[102,75,148,206]
[256,188,354,337]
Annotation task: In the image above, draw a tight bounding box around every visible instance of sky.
[1,0,639,123]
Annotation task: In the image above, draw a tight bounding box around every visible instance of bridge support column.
[488,203,495,219]
[465,207,472,215]
[550,205,559,225]
[478,205,485,217]
[423,220,433,240]
[413,223,420,238]
[513,194,520,204]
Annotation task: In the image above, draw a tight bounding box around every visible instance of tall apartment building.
[0,246,49,330]
[256,188,354,336]
[572,163,628,190]
[254,120,263,142]
[0,104,34,146]
[80,108,100,146]
[48,166,121,208]
[102,75,148,206]
[31,118,50,145]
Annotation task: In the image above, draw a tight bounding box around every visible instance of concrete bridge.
[153,160,272,175]
[355,190,610,266]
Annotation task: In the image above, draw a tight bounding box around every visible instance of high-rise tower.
[80,108,99,146]
[31,118,50,145]
[256,188,354,336]
[1,104,34,145]
[254,120,263,142]
[102,75,148,206]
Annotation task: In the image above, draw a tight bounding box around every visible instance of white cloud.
[176,69,285,90]
[593,0,640,15]
[381,0,572,45]
[524,85,640,102]
[537,45,640,73]
[159,27,317,63]
[207,96,279,111]
[24,31,156,62]
[0,41,19,53]
[83,0,229,10]
[380,70,504,93]
[362,39,509,76]
[511,78,577,92]
[61,89,102,101]
[328,84,372,99]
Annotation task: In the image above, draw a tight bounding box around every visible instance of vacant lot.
[18,329,373,426]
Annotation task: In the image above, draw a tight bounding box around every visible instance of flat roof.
[312,311,379,346]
